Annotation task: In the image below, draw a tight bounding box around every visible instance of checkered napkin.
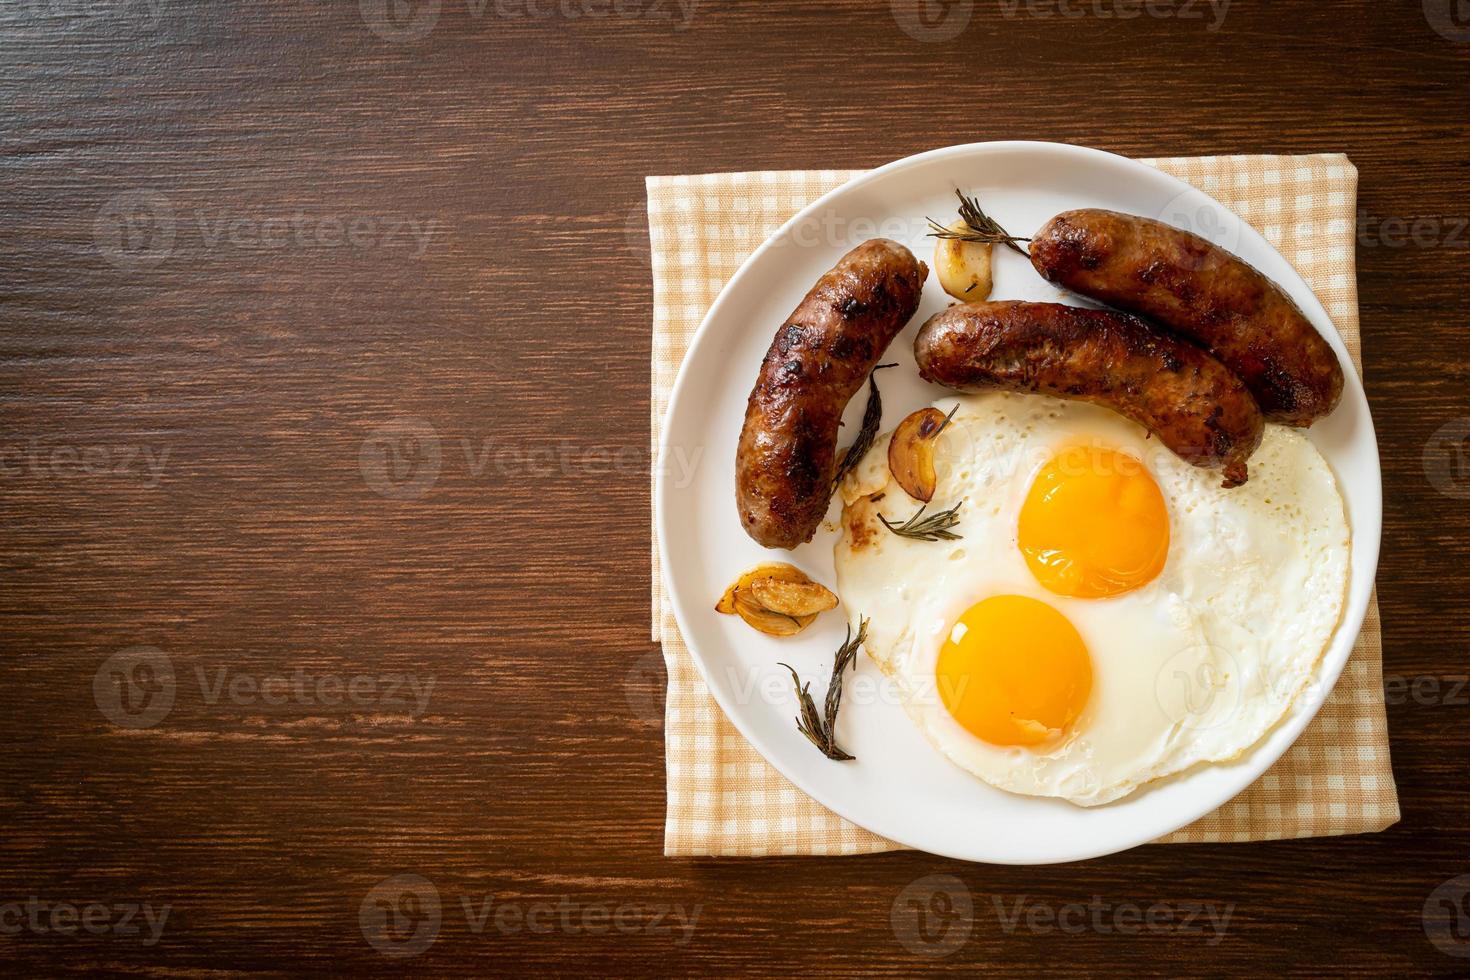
[648,154,1399,856]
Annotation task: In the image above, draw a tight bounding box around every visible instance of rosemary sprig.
[779,618,869,761]
[879,500,965,542]
[933,404,959,437]
[831,364,896,491]
[927,190,1030,256]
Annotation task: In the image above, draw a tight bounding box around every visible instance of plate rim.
[653,139,1382,864]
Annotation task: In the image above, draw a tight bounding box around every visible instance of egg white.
[834,391,1350,806]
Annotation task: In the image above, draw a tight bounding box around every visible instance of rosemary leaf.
[933,404,960,438]
[926,190,1030,256]
[832,364,896,491]
[779,617,869,762]
[822,620,865,745]
[879,501,965,542]
[780,666,836,757]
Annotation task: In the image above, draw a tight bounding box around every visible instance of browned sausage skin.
[1029,208,1344,426]
[737,240,927,549]
[914,301,1265,487]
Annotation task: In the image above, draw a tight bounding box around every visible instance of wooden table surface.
[3,0,1469,974]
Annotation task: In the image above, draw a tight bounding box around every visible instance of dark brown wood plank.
[0,0,1467,973]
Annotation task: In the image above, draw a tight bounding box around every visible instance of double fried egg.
[835,392,1349,806]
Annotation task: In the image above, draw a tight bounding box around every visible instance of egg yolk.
[1018,445,1170,598]
[937,594,1092,747]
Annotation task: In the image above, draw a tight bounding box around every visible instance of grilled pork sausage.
[736,239,927,548]
[914,301,1265,487]
[1029,208,1343,426]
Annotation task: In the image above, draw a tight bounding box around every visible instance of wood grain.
[1,0,1467,973]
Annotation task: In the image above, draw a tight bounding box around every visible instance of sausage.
[736,239,927,549]
[1029,208,1344,426]
[914,301,1265,487]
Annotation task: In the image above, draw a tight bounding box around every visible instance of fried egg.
[834,391,1349,806]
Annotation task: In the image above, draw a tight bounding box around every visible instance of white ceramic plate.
[655,141,1381,864]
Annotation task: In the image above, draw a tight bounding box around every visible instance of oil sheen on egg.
[834,391,1350,807]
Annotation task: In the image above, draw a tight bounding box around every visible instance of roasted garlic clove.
[716,562,806,614]
[716,562,837,637]
[732,590,816,637]
[749,577,838,618]
[888,407,952,502]
[934,220,994,301]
